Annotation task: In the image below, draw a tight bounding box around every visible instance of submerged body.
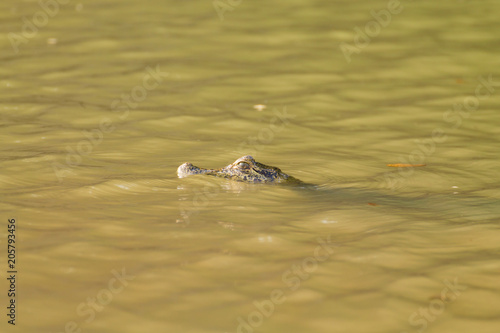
[177,155,303,184]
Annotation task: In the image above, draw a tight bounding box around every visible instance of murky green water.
[1,0,500,332]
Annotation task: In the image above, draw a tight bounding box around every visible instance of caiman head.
[177,155,302,184]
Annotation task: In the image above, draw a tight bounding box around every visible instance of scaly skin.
[177,155,302,184]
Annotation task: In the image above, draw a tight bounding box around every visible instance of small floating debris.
[217,221,235,231]
[258,235,273,242]
[47,38,58,45]
[386,163,426,167]
[253,104,267,111]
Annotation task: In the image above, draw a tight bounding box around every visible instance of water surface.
[1,0,500,332]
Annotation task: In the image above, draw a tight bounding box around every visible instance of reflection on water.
[1,0,500,332]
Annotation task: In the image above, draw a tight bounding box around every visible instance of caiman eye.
[237,161,251,169]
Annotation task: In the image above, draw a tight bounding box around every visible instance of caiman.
[177,155,303,184]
